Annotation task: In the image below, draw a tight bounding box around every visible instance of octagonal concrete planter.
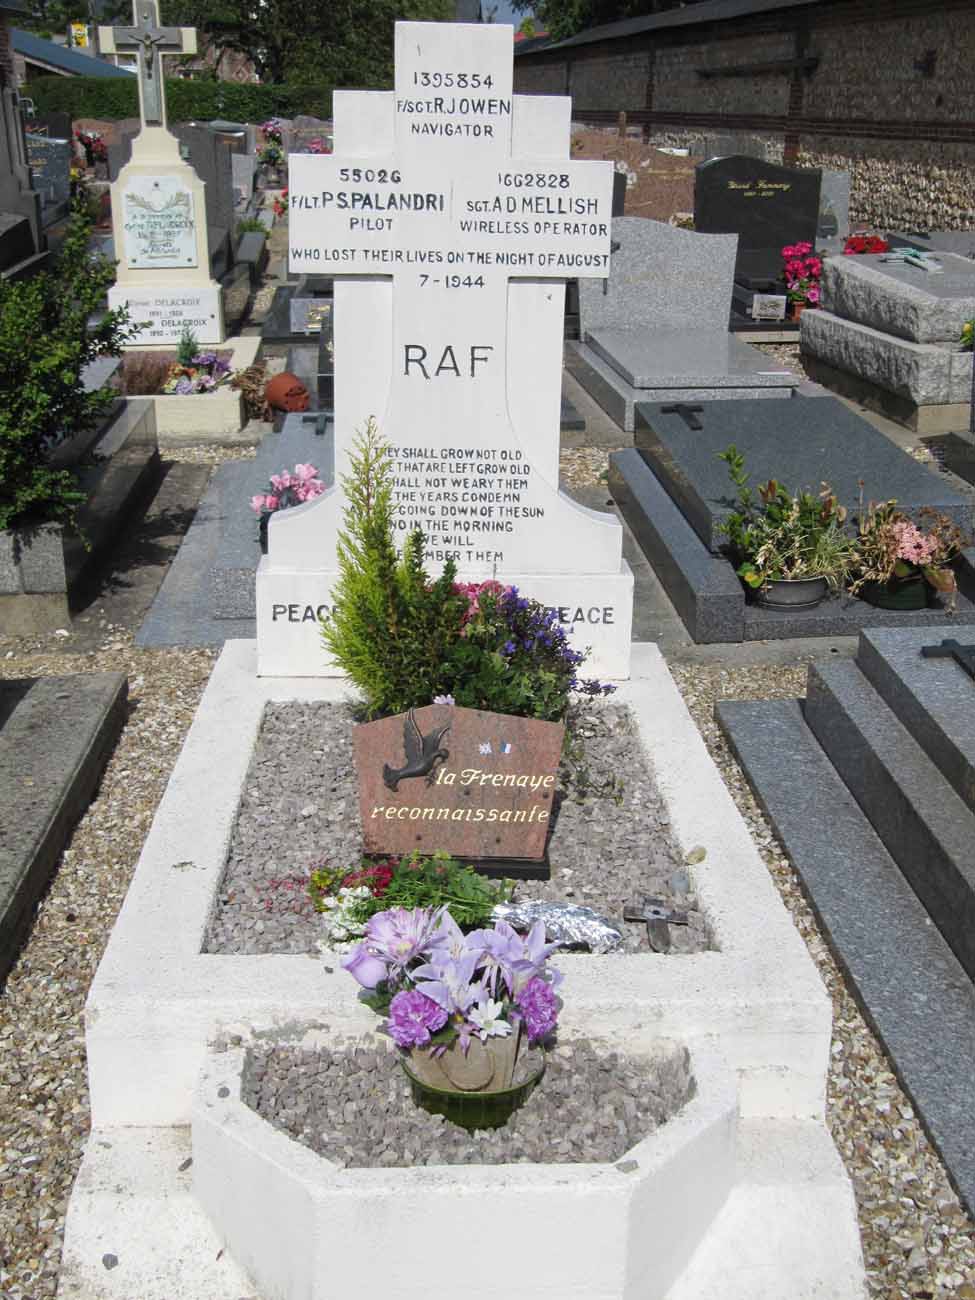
[193,1033,737,1300]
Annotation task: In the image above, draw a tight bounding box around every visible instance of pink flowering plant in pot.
[781,241,822,307]
[250,462,326,551]
[342,904,561,1119]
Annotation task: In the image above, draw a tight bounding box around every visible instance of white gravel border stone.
[58,638,865,1298]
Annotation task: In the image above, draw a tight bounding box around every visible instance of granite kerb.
[84,639,832,1131]
[821,253,975,345]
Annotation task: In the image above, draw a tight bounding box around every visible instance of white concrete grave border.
[60,638,866,1298]
[193,1035,737,1300]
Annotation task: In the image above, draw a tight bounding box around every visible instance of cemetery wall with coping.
[515,0,975,234]
[83,640,833,1132]
[652,32,794,118]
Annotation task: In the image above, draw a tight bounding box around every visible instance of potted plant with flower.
[718,445,857,609]
[848,495,970,610]
[250,462,326,551]
[341,903,561,1127]
[781,241,822,319]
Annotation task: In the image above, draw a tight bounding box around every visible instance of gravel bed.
[204,701,709,956]
[242,1037,694,1167]
[559,445,618,490]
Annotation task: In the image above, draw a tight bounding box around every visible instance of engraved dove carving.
[382,708,452,792]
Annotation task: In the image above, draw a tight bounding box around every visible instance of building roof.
[514,0,821,54]
[12,27,136,77]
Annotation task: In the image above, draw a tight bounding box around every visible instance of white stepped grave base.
[57,639,866,1298]
[193,1036,736,1300]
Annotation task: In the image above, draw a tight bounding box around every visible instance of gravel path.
[205,701,708,956]
[243,1038,693,1168]
[1,445,973,1298]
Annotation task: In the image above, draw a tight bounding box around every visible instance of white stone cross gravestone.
[258,21,634,678]
[99,0,225,345]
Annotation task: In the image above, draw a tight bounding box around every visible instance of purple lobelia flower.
[516,976,560,1042]
[365,907,444,975]
[387,989,448,1048]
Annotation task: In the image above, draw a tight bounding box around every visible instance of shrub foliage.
[0,203,137,532]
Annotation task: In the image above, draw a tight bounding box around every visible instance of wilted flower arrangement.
[249,462,326,515]
[162,351,232,395]
[849,496,969,608]
[342,906,561,1055]
[781,241,822,306]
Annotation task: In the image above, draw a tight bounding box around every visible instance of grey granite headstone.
[821,252,975,343]
[231,153,256,201]
[817,169,850,240]
[578,217,737,337]
[173,124,235,276]
[634,394,973,553]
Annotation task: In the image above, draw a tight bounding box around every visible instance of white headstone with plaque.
[257,21,633,678]
[100,0,224,344]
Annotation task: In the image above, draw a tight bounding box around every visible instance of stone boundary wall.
[516,0,975,234]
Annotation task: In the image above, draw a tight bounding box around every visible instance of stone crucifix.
[99,1,197,129]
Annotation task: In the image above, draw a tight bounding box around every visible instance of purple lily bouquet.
[343,906,561,1094]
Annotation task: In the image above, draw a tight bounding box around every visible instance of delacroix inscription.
[355,704,564,860]
[123,176,197,268]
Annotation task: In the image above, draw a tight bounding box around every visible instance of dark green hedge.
[23,76,334,123]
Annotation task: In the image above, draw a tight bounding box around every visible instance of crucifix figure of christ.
[99,1,197,129]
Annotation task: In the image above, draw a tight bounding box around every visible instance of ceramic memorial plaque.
[354,704,563,869]
[258,22,634,679]
[122,174,197,268]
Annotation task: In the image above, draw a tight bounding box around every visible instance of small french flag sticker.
[500,741,513,754]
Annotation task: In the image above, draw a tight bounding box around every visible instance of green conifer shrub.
[323,418,466,716]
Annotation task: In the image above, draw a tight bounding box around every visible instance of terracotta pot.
[264,371,309,412]
[790,302,806,322]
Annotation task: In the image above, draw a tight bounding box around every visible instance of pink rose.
[265,494,280,511]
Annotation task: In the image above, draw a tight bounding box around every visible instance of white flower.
[468,998,512,1041]
[479,742,492,755]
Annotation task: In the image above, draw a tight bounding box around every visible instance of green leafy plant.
[961,319,974,351]
[323,418,467,718]
[23,75,335,122]
[309,851,510,930]
[0,201,138,532]
[717,444,856,591]
[236,216,267,237]
[175,324,199,368]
